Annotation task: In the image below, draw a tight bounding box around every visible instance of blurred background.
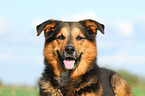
[0,0,145,96]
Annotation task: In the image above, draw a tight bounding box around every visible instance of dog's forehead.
[59,22,84,34]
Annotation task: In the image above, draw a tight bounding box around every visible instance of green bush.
[117,70,145,86]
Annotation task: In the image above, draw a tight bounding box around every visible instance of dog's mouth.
[57,51,83,70]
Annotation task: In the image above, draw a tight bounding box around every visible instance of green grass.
[0,85,145,96]
[132,85,145,96]
[0,86,38,96]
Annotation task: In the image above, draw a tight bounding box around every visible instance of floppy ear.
[36,19,61,36]
[79,19,105,34]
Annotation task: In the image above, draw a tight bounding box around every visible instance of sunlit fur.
[111,74,132,96]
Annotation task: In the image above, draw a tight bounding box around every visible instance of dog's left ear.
[36,19,62,36]
[79,19,105,34]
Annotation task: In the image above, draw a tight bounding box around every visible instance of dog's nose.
[65,46,75,54]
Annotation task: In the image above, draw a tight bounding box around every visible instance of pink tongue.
[63,60,75,69]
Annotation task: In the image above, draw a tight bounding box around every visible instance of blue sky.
[0,0,145,86]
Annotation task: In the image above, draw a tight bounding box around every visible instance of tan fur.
[43,41,65,76]
[44,25,97,78]
[111,74,132,96]
[39,79,62,96]
[44,22,57,33]
[43,27,69,76]
[80,92,97,96]
[84,21,99,34]
[70,27,97,78]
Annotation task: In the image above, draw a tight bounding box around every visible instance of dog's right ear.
[79,19,105,34]
[36,19,62,36]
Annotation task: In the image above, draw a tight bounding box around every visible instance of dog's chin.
[57,51,82,70]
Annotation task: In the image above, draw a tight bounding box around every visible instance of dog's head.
[37,19,104,77]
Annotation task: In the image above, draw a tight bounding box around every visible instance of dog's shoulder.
[110,71,132,96]
[99,68,132,96]
[98,68,115,95]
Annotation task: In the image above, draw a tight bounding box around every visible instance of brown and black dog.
[36,19,132,96]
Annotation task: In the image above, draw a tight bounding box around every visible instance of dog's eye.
[57,35,65,40]
[76,36,84,40]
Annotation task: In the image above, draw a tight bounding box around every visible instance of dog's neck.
[56,70,70,86]
[47,59,97,86]
[44,58,97,86]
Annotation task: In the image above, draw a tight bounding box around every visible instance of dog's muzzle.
[63,46,76,69]
[57,46,82,70]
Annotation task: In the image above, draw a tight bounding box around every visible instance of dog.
[36,19,132,96]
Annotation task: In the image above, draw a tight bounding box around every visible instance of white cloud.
[99,52,145,66]
[115,21,134,36]
[31,11,99,30]
[60,11,98,21]
[135,15,145,22]
[116,53,145,64]
[0,53,13,61]
[0,15,5,34]
[0,15,4,26]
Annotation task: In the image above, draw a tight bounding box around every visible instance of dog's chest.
[56,71,70,86]
[56,75,99,96]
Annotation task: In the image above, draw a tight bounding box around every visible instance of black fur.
[99,68,115,96]
[40,58,116,96]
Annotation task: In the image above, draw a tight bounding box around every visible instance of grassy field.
[132,85,145,96]
[0,86,39,96]
[0,85,145,96]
